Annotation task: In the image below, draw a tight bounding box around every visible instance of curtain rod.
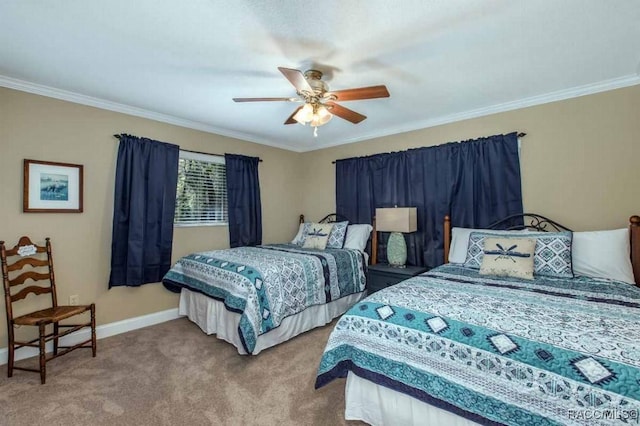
[331,132,527,164]
[113,134,262,162]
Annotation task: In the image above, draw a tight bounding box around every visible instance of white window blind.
[174,151,228,226]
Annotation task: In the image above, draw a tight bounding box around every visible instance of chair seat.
[13,305,91,326]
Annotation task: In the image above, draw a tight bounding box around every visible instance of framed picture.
[23,159,84,213]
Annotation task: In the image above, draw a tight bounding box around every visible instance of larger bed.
[316,214,640,426]
[163,214,370,354]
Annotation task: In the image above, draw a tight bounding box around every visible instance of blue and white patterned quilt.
[316,264,640,425]
[163,244,366,354]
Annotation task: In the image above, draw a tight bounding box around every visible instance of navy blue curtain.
[225,154,262,248]
[109,134,179,288]
[336,132,523,268]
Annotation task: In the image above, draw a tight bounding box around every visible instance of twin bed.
[163,214,369,354]
[316,214,640,426]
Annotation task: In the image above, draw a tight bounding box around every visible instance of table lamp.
[375,207,418,268]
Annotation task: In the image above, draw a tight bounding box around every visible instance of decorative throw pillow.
[520,231,574,278]
[291,223,306,245]
[479,237,536,280]
[301,223,334,250]
[449,227,529,264]
[293,222,316,246]
[464,231,573,278]
[326,221,349,249]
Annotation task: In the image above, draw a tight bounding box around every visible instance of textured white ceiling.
[1,0,639,152]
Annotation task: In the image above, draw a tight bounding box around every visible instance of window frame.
[174,150,228,228]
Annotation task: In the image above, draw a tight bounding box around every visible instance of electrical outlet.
[69,294,79,306]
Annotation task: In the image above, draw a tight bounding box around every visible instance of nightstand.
[366,264,429,294]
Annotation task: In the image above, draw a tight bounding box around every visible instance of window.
[174,151,227,226]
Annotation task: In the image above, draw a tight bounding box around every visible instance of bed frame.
[631,216,640,285]
[299,214,350,224]
[443,214,640,286]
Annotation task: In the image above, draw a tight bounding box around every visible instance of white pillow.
[343,224,373,252]
[291,223,305,245]
[572,228,635,284]
[449,227,527,264]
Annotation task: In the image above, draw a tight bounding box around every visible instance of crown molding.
[0,75,302,152]
[301,74,640,152]
[2,73,638,154]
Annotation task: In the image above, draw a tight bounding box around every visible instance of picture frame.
[23,159,84,213]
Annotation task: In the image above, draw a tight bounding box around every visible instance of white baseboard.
[0,308,182,365]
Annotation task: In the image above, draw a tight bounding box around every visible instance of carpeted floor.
[0,318,364,426]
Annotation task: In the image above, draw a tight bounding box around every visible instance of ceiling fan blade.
[233,97,295,102]
[284,106,303,125]
[326,102,367,124]
[328,85,390,101]
[278,67,314,94]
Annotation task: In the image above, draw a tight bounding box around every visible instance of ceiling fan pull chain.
[313,126,318,137]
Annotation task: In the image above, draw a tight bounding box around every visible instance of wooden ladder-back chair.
[0,236,96,384]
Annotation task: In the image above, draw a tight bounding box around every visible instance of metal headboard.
[444,214,640,286]
[319,213,350,223]
[444,213,572,264]
[299,213,350,224]
[487,213,573,232]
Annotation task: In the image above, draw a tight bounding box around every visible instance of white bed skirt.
[179,288,366,355]
[345,372,480,426]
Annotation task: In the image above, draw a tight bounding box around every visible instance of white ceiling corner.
[1,0,639,152]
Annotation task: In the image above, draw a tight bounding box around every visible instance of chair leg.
[39,323,46,385]
[53,322,59,356]
[90,303,96,357]
[7,332,14,378]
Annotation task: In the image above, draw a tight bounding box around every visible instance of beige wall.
[2,83,639,349]
[299,85,640,231]
[0,87,302,347]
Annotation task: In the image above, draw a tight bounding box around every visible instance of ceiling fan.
[233,67,390,137]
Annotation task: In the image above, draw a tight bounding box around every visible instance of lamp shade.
[375,207,417,233]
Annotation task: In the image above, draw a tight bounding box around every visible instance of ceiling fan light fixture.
[312,107,332,127]
[316,105,332,122]
[293,103,314,124]
[233,66,389,135]
[295,103,332,127]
